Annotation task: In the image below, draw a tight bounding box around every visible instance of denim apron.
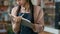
[18,13,38,34]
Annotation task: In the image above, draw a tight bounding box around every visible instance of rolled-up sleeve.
[11,7,17,17]
[37,8,44,26]
[35,7,44,33]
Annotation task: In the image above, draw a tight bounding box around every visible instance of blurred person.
[11,0,44,34]
[31,0,41,6]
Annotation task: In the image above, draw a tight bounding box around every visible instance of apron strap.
[16,6,21,16]
[30,5,34,23]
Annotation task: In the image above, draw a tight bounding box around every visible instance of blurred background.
[0,0,60,34]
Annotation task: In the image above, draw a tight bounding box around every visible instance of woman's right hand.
[12,16,22,32]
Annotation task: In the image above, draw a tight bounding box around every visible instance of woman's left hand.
[33,24,44,33]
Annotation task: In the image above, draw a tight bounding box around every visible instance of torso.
[17,6,38,34]
[11,5,41,34]
[18,6,32,21]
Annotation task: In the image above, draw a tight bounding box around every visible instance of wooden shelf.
[0,6,8,11]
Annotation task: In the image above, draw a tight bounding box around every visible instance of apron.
[18,13,38,34]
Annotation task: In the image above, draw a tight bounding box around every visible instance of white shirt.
[20,6,30,13]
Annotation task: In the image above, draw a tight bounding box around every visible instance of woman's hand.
[12,16,22,32]
[33,24,44,33]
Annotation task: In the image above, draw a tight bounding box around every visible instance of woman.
[11,0,44,34]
